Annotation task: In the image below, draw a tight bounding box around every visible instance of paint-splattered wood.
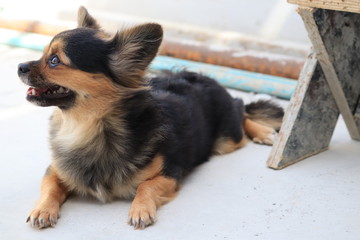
[288,0,360,14]
[268,8,360,169]
[267,53,340,169]
[299,7,360,140]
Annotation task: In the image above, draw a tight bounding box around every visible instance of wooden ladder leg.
[299,7,360,140]
[268,8,360,169]
[267,53,340,169]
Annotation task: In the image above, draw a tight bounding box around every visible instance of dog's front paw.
[26,202,60,229]
[128,201,157,229]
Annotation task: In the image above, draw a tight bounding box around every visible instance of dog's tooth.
[31,89,36,96]
[58,87,65,93]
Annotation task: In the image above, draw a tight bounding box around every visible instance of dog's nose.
[18,63,30,75]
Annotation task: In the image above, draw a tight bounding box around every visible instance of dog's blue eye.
[49,55,60,67]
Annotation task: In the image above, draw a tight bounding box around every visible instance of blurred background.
[0,0,310,44]
[0,0,311,113]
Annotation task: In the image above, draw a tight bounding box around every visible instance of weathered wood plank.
[269,5,360,169]
[267,53,339,169]
[299,7,360,140]
[288,0,360,14]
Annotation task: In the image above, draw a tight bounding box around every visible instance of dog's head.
[17,6,163,109]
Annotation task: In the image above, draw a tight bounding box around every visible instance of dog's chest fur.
[48,108,155,202]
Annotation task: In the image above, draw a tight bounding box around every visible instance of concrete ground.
[1,44,360,240]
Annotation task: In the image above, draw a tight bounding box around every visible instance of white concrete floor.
[1,46,360,240]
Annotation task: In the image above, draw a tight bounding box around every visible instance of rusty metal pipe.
[0,18,71,37]
[159,39,304,79]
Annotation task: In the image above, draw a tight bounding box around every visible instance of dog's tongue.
[27,87,48,96]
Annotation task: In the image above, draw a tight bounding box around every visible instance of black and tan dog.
[17,7,283,229]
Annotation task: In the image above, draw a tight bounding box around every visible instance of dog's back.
[149,71,245,178]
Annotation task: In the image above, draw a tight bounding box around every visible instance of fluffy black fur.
[58,28,116,78]
[149,71,245,179]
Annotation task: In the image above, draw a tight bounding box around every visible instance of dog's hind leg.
[243,99,284,145]
[244,118,278,145]
[26,166,69,228]
[128,175,178,229]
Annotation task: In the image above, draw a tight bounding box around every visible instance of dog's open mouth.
[26,84,76,108]
[27,85,73,99]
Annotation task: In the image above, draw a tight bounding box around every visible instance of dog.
[17,6,283,229]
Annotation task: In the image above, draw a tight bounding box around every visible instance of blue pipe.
[0,28,295,99]
[151,56,295,99]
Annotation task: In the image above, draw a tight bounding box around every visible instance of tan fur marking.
[43,44,50,55]
[46,40,69,64]
[128,174,178,229]
[244,118,277,145]
[213,136,248,155]
[27,166,69,228]
[52,108,105,150]
[46,67,120,149]
[135,154,164,183]
[111,154,165,200]
[49,70,117,108]
[96,30,111,40]
[57,51,72,66]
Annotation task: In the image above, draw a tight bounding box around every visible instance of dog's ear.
[77,6,100,29]
[108,23,163,88]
